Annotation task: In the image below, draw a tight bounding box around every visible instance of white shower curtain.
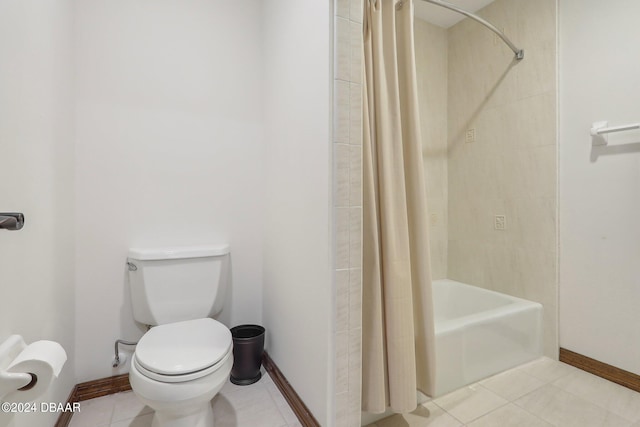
[361,0,437,414]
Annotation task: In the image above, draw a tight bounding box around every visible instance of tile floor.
[366,357,640,427]
[68,369,301,427]
[65,357,640,427]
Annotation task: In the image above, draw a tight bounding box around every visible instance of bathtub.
[433,279,543,396]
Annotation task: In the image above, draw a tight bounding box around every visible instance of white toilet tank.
[127,245,230,326]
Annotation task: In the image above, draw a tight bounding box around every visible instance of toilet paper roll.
[3,341,67,403]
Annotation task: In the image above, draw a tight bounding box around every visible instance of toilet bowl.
[129,318,233,427]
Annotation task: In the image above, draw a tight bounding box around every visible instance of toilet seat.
[134,318,232,383]
[133,350,232,383]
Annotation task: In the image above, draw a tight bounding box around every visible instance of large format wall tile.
[447,0,557,358]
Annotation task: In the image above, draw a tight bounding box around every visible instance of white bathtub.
[433,279,543,396]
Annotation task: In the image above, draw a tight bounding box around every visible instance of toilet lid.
[136,318,232,376]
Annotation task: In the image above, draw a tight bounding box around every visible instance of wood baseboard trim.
[53,386,77,427]
[263,351,320,427]
[559,347,640,393]
[55,374,132,427]
[75,373,132,401]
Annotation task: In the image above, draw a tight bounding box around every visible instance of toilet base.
[151,401,214,427]
[129,351,233,427]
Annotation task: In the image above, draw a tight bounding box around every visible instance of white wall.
[262,0,332,425]
[74,0,265,382]
[0,1,76,426]
[560,0,640,374]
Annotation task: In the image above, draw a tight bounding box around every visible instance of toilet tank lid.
[128,244,230,261]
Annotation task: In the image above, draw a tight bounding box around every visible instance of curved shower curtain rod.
[419,0,524,60]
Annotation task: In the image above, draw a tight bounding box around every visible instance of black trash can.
[230,324,265,385]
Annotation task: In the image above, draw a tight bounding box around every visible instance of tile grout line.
[464,401,511,426]
[264,373,296,425]
[432,400,467,426]
[474,382,552,427]
[548,374,640,424]
[431,361,564,426]
[509,380,635,427]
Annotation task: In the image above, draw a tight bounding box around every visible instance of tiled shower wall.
[333,0,363,425]
[447,0,558,357]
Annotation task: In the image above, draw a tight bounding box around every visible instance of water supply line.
[112,339,138,367]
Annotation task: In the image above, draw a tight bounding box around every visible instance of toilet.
[126,245,233,427]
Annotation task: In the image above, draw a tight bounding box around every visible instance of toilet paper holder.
[0,336,34,400]
[0,334,67,404]
[0,213,24,231]
[0,371,35,399]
